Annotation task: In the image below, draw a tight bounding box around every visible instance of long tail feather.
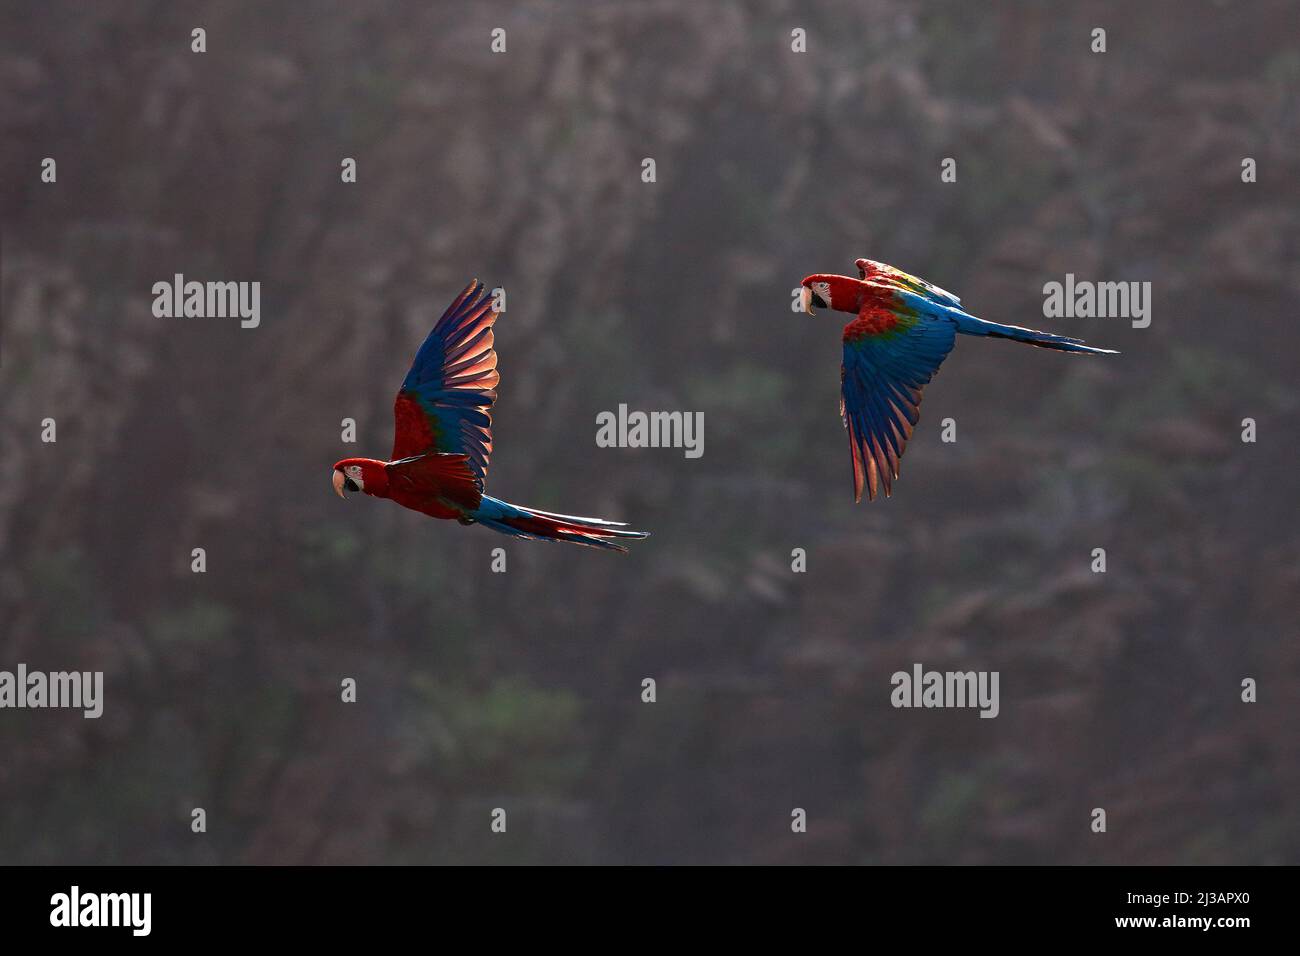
[470,495,648,552]
[952,311,1118,354]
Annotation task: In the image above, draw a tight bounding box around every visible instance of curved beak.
[800,286,814,315]
[332,469,348,499]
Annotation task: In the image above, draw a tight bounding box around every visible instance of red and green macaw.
[800,258,1117,503]
[333,280,647,551]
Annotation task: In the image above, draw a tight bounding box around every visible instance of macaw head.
[799,274,856,314]
[332,458,388,498]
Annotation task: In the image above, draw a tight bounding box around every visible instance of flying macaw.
[332,280,648,551]
[800,258,1117,503]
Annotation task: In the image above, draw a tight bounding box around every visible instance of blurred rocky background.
[1,0,1297,864]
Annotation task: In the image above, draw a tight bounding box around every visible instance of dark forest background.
[1,0,1297,864]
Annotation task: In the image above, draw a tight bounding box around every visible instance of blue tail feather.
[950,309,1118,355]
[469,495,648,552]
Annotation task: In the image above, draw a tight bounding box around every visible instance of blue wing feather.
[841,314,956,502]
[393,280,499,487]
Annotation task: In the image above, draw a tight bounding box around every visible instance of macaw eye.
[347,466,361,477]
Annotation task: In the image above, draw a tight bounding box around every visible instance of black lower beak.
[344,478,360,493]
[811,292,829,310]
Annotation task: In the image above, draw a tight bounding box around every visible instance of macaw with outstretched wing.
[333,280,647,551]
[799,259,1117,503]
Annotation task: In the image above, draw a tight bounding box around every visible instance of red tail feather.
[482,503,649,552]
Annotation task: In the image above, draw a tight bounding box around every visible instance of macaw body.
[333,281,647,552]
[800,258,1117,503]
